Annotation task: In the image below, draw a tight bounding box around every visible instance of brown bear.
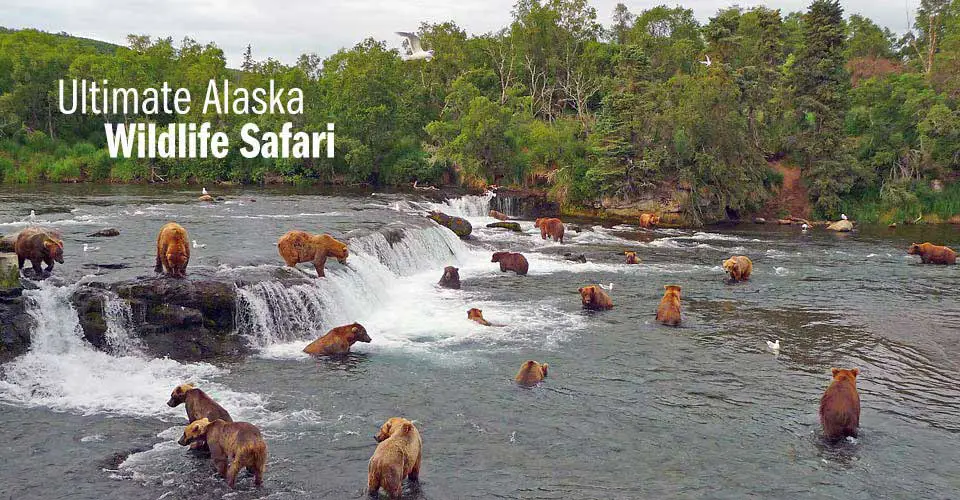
[467,308,491,326]
[907,242,957,265]
[656,285,682,326]
[178,418,267,489]
[514,360,548,387]
[154,222,190,278]
[624,251,640,264]
[639,213,661,228]
[534,217,565,243]
[277,230,349,277]
[489,210,509,221]
[579,285,613,311]
[722,255,753,282]
[14,227,64,277]
[438,266,461,289]
[167,383,233,450]
[492,252,528,276]
[303,322,371,356]
[819,368,861,443]
[368,417,422,499]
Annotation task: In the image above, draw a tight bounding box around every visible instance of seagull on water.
[599,283,614,291]
[766,339,781,352]
[801,223,809,232]
[840,213,848,220]
[396,32,434,61]
[28,210,37,221]
[83,243,100,252]
[699,54,712,67]
[202,187,209,195]
[192,240,206,249]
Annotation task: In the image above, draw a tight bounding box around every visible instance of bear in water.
[277,230,348,277]
[491,252,528,276]
[515,360,548,387]
[467,308,491,326]
[534,218,565,243]
[656,285,682,326]
[14,227,64,277]
[907,242,956,265]
[154,222,190,278]
[639,213,660,228]
[624,251,640,264]
[178,418,267,489]
[368,417,422,500]
[167,383,233,450]
[579,285,613,311]
[303,323,371,356]
[819,368,861,442]
[438,266,461,289]
[722,255,753,282]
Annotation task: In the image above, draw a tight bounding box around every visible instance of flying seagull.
[192,240,206,249]
[396,32,434,61]
[699,54,712,67]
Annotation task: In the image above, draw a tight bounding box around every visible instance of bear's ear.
[541,363,548,377]
[831,368,839,376]
[578,287,584,293]
[851,368,859,377]
[351,326,359,333]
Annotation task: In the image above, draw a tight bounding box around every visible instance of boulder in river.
[88,228,120,237]
[0,254,33,362]
[486,221,522,232]
[753,217,766,224]
[428,211,472,238]
[198,194,215,202]
[827,220,854,232]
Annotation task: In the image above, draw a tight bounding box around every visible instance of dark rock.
[563,253,587,263]
[0,286,33,363]
[753,217,766,224]
[71,287,108,350]
[87,228,120,237]
[438,266,461,289]
[0,233,18,252]
[490,190,559,219]
[428,212,472,238]
[486,221,522,232]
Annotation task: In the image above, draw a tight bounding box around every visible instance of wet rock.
[486,222,522,232]
[753,217,766,224]
[564,253,587,263]
[490,190,560,219]
[777,219,792,225]
[827,220,854,232]
[71,287,107,350]
[198,194,214,202]
[87,228,120,237]
[428,212,472,238]
[0,255,32,362]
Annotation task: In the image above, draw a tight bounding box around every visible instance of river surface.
[0,185,958,500]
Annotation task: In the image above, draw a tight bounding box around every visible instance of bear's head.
[907,243,923,255]
[534,218,543,228]
[330,240,349,264]
[663,284,682,297]
[44,238,64,264]
[524,360,548,378]
[178,417,212,447]
[578,286,597,304]
[167,383,195,407]
[491,252,507,263]
[375,417,414,442]
[442,266,460,281]
[624,251,636,258]
[346,323,371,343]
[722,257,738,275]
[166,248,188,275]
[831,368,859,384]
[467,308,485,321]
[651,215,661,225]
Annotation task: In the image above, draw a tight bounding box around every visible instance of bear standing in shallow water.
[515,360,548,387]
[907,242,956,265]
[14,227,63,277]
[155,222,190,278]
[579,285,613,311]
[277,230,348,277]
[722,255,753,282]
[656,285,682,326]
[534,217,565,243]
[492,252,528,276]
[819,368,861,442]
[303,323,371,356]
[179,418,267,489]
[368,417,422,500]
[167,383,233,450]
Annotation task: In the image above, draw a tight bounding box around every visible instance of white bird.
[599,283,614,291]
[28,210,36,221]
[766,339,780,352]
[801,223,809,231]
[202,187,209,195]
[840,213,848,220]
[192,240,206,249]
[699,54,712,67]
[396,32,434,61]
[83,243,100,252]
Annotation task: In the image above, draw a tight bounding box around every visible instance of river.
[0,185,958,499]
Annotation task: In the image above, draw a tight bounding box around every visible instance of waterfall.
[102,291,143,355]
[428,192,494,218]
[490,195,520,217]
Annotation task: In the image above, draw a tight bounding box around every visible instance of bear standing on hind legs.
[155,222,190,278]
[277,230,349,277]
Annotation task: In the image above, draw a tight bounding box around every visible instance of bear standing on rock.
[155,222,190,278]
[178,418,267,489]
[492,252,528,276]
[534,218,565,243]
[907,242,957,265]
[819,368,861,442]
[14,227,64,277]
[277,230,349,277]
[303,323,371,356]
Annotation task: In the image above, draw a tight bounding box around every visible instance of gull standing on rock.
[396,32,434,61]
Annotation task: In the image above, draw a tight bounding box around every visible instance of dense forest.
[1,0,959,223]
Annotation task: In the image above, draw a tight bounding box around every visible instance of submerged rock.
[753,217,766,224]
[88,228,120,237]
[827,220,854,232]
[486,221,522,232]
[428,211,472,238]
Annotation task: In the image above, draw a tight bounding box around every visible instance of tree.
[611,3,634,44]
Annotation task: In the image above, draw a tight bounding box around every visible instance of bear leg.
[17,255,25,269]
[44,256,55,273]
[154,252,163,274]
[225,459,241,489]
[367,470,381,497]
[408,454,421,481]
[30,259,44,276]
[313,253,328,277]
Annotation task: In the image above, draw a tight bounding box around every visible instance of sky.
[1,0,921,67]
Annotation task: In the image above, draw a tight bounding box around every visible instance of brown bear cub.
[514,360,548,387]
[639,213,660,228]
[368,417,422,500]
[907,242,957,265]
[167,383,233,450]
[277,230,349,277]
[155,222,190,278]
[467,308,491,326]
[14,227,64,277]
[624,251,640,264]
[303,323,371,356]
[438,266,461,289]
[489,210,509,221]
[534,217,565,243]
[722,255,753,282]
[656,285,682,326]
[491,252,528,276]
[819,368,861,443]
[579,285,613,311]
[179,418,267,489]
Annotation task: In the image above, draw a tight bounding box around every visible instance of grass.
[0,259,20,289]
[839,181,960,224]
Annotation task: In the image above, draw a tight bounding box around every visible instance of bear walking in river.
[491,252,528,276]
[277,230,349,277]
[907,242,956,265]
[368,417,422,499]
[167,383,233,450]
[656,285,682,326]
[178,418,267,489]
[515,360,548,387]
[820,368,861,442]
